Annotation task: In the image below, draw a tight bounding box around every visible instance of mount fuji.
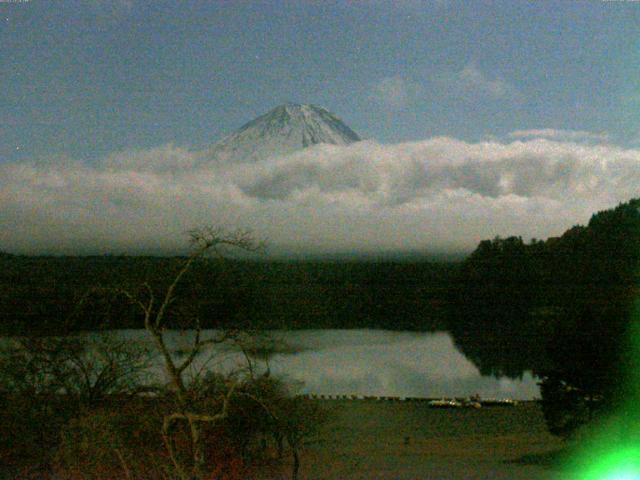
[207,103,361,163]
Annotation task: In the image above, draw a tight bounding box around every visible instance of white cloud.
[1,137,639,255]
[103,144,202,173]
[509,129,610,144]
[372,75,416,110]
[440,63,522,101]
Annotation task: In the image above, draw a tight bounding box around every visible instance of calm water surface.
[114,329,540,399]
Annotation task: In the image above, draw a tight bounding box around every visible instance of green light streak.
[577,447,640,480]
[561,298,640,479]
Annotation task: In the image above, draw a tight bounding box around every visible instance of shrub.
[54,400,170,480]
[538,372,604,438]
[0,393,72,470]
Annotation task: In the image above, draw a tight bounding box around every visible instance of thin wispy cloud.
[437,63,522,102]
[509,129,610,144]
[372,76,417,110]
[626,93,640,104]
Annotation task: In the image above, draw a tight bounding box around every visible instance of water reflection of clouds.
[113,329,540,399]
[268,331,540,399]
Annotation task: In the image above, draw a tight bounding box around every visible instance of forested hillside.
[0,256,454,334]
[451,198,640,430]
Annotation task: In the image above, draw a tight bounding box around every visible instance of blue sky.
[1,0,638,162]
[2,0,640,255]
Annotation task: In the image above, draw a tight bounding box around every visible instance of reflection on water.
[112,329,540,400]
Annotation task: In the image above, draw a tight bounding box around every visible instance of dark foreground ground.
[1,399,568,480]
[267,400,566,480]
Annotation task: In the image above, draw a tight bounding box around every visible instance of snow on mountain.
[207,103,361,163]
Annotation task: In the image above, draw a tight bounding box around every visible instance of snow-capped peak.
[208,103,361,163]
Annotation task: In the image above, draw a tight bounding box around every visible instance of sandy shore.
[267,400,566,480]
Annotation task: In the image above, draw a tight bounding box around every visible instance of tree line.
[0,254,454,334]
[450,198,640,436]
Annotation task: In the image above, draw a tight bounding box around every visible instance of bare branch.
[63,287,99,331]
[134,226,266,479]
[114,448,134,480]
[176,317,202,374]
[154,256,195,330]
[117,288,151,318]
[143,282,155,312]
[187,226,266,258]
[162,379,239,479]
[237,390,279,423]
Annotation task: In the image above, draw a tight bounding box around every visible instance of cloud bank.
[2,134,639,255]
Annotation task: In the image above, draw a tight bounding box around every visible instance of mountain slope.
[208,103,361,162]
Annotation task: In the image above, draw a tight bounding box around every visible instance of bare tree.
[0,328,152,408]
[119,227,264,480]
[0,327,155,474]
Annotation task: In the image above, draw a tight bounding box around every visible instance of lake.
[111,329,540,400]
